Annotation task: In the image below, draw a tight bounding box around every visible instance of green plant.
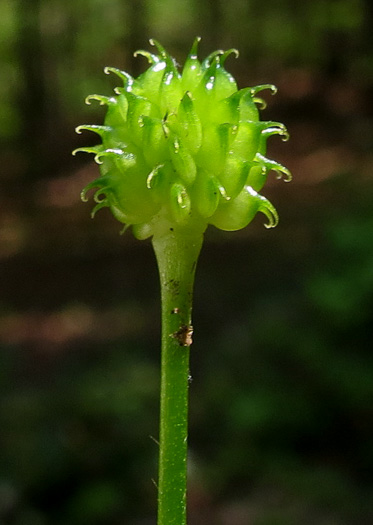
[74,38,290,525]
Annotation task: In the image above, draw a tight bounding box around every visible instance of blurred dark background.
[1,0,373,524]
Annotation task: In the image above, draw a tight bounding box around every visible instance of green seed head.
[74,38,291,239]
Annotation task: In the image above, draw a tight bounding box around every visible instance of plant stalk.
[152,229,203,525]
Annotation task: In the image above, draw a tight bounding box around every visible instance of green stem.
[152,229,203,525]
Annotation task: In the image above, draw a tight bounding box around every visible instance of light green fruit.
[74,38,291,238]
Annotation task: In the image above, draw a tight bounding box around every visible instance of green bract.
[74,38,291,239]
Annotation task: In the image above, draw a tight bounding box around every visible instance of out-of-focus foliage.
[190,176,373,523]
[0,0,372,524]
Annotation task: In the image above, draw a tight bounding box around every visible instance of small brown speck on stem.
[172,324,193,346]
